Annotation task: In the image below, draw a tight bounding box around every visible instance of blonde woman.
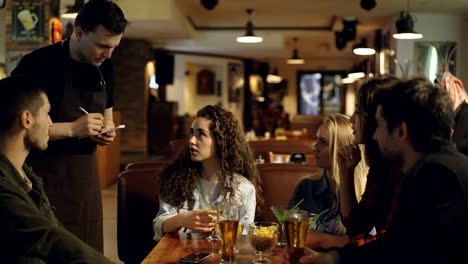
[287,114,367,248]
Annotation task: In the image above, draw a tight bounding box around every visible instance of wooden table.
[142,233,283,263]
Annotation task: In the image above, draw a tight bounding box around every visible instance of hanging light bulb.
[236,8,263,43]
[353,38,376,56]
[61,0,84,19]
[287,37,305,64]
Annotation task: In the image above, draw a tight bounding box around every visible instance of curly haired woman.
[153,105,263,241]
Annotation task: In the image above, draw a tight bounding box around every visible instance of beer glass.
[284,210,309,264]
[215,202,240,263]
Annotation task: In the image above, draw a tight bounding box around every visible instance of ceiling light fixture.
[353,38,376,56]
[287,37,305,64]
[236,8,263,43]
[61,0,84,19]
[341,77,356,84]
[348,72,366,79]
[360,0,377,11]
[267,68,283,83]
[200,0,218,10]
[393,11,423,39]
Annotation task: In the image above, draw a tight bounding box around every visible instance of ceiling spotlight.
[287,38,305,64]
[200,0,218,10]
[236,8,263,43]
[393,11,423,39]
[61,0,84,19]
[342,17,358,41]
[360,0,377,11]
[335,31,348,50]
[353,38,376,56]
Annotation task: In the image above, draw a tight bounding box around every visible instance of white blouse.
[152,173,256,241]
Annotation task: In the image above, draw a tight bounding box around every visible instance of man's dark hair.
[0,76,44,136]
[74,0,128,34]
[357,77,400,168]
[375,77,454,152]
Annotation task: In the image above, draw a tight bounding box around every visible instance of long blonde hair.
[321,114,368,204]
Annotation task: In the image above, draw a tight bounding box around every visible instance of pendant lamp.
[353,39,376,56]
[62,0,84,19]
[236,8,263,43]
[287,37,305,64]
[393,11,423,39]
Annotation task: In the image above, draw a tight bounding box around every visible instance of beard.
[24,135,47,152]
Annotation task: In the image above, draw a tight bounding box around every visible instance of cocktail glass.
[198,200,220,242]
[270,206,288,247]
[248,222,279,263]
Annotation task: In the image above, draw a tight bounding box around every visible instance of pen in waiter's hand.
[78,106,89,114]
[78,106,106,129]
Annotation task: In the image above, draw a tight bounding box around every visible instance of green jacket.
[0,154,114,263]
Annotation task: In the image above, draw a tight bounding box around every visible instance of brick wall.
[111,39,153,153]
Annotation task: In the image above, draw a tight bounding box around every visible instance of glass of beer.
[284,210,309,264]
[215,202,240,263]
[248,222,279,263]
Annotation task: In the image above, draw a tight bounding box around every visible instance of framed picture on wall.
[12,0,44,41]
[228,62,243,103]
[297,71,345,115]
[197,69,215,95]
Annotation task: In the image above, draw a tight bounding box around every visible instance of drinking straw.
[316,208,330,220]
[291,198,304,210]
[192,196,211,208]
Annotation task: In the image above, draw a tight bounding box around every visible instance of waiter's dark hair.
[75,0,128,34]
[0,75,44,136]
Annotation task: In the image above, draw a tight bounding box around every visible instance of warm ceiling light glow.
[348,72,365,79]
[287,58,305,64]
[237,8,263,44]
[236,36,263,43]
[267,68,282,83]
[353,39,375,55]
[341,77,356,84]
[393,32,423,39]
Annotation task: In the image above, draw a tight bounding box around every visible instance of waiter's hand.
[72,113,104,138]
[91,125,116,146]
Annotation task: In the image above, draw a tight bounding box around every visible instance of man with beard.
[284,78,468,264]
[0,76,113,263]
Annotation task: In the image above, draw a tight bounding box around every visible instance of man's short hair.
[0,76,44,135]
[375,77,454,152]
[74,0,128,34]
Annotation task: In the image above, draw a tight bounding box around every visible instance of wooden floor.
[102,183,123,263]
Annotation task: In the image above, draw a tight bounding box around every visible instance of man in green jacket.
[0,76,114,263]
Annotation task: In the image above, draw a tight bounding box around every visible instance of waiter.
[12,0,128,252]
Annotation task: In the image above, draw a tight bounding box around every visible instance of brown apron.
[28,60,107,252]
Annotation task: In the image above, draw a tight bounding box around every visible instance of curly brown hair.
[159,105,264,213]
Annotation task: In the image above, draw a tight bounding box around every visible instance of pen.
[78,106,89,114]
